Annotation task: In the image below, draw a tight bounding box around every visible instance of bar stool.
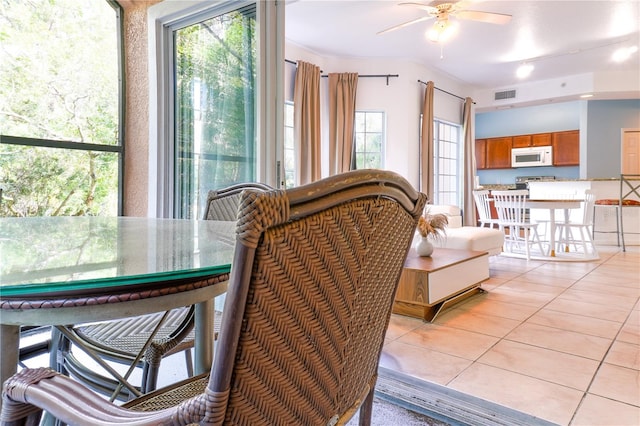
[593,200,620,247]
[593,174,640,252]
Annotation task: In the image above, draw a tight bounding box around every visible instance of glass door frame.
[147,0,283,218]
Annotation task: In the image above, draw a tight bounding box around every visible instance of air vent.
[494,89,516,100]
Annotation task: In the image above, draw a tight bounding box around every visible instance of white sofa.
[422,205,504,256]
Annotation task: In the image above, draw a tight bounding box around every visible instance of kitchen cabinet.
[512,133,552,148]
[511,135,530,148]
[475,138,487,169]
[485,137,512,169]
[552,130,579,166]
[532,133,552,146]
[511,133,551,148]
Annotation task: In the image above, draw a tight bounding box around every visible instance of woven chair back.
[203,169,426,425]
[203,182,273,221]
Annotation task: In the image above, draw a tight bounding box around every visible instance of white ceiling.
[285,0,640,97]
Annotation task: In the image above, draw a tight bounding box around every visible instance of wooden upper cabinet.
[475,139,487,169]
[511,135,531,148]
[512,133,552,147]
[532,133,552,146]
[476,131,578,169]
[486,137,512,169]
[552,130,579,166]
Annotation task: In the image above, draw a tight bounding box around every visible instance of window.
[151,1,281,218]
[0,0,123,217]
[433,119,461,206]
[283,102,295,189]
[172,4,257,219]
[354,111,384,169]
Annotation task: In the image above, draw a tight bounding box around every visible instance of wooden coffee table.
[393,248,489,322]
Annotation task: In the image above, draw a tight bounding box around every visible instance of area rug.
[348,396,451,425]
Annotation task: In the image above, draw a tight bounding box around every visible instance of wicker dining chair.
[51,182,272,401]
[2,169,426,426]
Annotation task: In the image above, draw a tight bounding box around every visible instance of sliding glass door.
[173,4,257,219]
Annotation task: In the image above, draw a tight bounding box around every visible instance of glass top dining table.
[0,216,237,393]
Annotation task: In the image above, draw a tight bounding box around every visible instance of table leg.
[563,208,571,252]
[0,324,19,411]
[549,212,556,257]
[194,300,214,375]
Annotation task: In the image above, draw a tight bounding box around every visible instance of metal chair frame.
[593,174,640,252]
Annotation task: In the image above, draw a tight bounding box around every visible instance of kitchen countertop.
[479,178,621,191]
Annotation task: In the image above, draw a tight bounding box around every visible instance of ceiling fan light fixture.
[426,18,457,43]
[516,63,534,79]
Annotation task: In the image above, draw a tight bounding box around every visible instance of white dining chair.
[554,190,597,255]
[473,189,500,229]
[492,190,546,260]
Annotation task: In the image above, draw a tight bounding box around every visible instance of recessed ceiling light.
[612,46,638,62]
[580,94,593,98]
[516,63,534,79]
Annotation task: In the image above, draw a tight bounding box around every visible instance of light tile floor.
[379,244,640,426]
[19,245,639,425]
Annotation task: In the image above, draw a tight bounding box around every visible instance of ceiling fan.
[377,1,512,39]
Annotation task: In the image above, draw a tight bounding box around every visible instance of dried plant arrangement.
[417,209,448,241]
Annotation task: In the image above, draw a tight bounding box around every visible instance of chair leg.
[593,205,621,247]
[185,348,194,377]
[533,228,545,257]
[524,228,531,260]
[358,387,375,426]
[619,206,626,252]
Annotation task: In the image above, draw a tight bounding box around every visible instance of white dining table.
[0,216,236,408]
[525,199,597,260]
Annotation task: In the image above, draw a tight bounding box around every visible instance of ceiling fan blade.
[398,2,438,13]
[377,15,434,35]
[456,10,512,25]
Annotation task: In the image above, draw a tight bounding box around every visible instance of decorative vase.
[416,237,434,257]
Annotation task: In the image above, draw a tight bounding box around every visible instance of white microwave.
[511,146,553,168]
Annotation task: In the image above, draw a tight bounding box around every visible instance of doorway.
[621,128,640,174]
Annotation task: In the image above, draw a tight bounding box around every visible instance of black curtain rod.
[285,59,398,85]
[417,79,475,104]
[321,74,398,86]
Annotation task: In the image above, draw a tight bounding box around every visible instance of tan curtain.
[462,97,477,226]
[293,61,321,185]
[328,73,358,175]
[420,81,435,200]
